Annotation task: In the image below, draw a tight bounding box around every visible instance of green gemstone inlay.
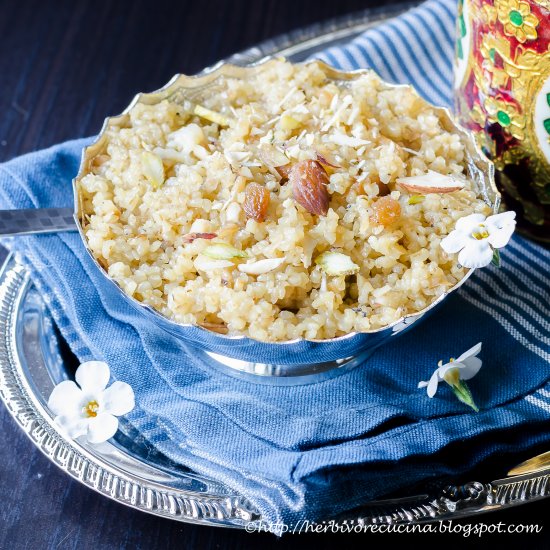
[546,93,550,107]
[497,110,511,126]
[543,118,550,135]
[459,16,467,37]
[489,48,496,63]
[509,10,524,26]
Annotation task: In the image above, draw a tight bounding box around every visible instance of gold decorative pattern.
[496,0,540,43]
[485,96,526,139]
[479,34,511,88]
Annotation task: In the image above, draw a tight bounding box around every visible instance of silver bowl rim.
[72,56,499,346]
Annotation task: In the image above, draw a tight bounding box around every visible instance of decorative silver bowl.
[73,58,499,382]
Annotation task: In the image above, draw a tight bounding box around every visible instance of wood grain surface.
[1,0,549,548]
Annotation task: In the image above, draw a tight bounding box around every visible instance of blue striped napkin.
[1,0,550,529]
[317,0,455,107]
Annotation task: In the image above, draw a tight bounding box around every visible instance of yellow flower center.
[471,224,490,240]
[443,367,460,387]
[83,400,99,418]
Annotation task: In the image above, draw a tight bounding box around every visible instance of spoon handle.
[0,208,77,237]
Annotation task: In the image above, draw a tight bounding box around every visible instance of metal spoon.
[0,208,76,237]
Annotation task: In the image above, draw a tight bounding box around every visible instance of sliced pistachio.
[202,243,248,260]
[140,151,164,189]
[315,251,359,276]
[194,104,231,127]
[238,257,285,275]
[408,195,425,205]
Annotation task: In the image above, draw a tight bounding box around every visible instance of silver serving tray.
[2,3,550,527]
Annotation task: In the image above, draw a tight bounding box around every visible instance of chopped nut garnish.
[371,196,401,227]
[217,223,240,241]
[279,114,301,131]
[238,257,285,275]
[275,164,291,180]
[194,255,234,272]
[289,160,330,216]
[408,195,425,205]
[243,183,270,222]
[202,243,248,260]
[140,151,165,189]
[315,152,340,168]
[193,104,231,127]
[396,171,465,194]
[328,134,370,148]
[182,232,217,244]
[259,145,289,170]
[315,251,360,276]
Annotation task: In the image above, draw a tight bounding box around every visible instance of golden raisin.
[371,196,401,227]
[243,183,270,222]
[289,160,330,216]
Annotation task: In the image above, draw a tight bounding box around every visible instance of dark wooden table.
[1,0,549,548]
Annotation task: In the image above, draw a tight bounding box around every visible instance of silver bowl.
[73,58,499,383]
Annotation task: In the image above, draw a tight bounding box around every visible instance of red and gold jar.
[455,0,550,242]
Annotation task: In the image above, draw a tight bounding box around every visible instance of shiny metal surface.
[0,5,548,526]
[1,253,550,527]
[71,61,499,377]
[0,207,75,236]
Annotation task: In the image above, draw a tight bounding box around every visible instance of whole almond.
[289,160,330,216]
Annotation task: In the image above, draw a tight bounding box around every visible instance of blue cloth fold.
[1,0,550,527]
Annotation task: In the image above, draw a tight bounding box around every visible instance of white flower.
[418,342,483,411]
[440,211,516,268]
[48,361,135,444]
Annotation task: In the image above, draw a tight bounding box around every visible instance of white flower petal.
[55,415,89,439]
[418,381,429,388]
[100,381,135,416]
[75,361,111,393]
[458,240,493,268]
[47,381,84,417]
[456,342,482,363]
[438,363,459,378]
[86,413,119,444]
[485,211,516,230]
[426,370,440,398]
[455,213,486,232]
[458,356,483,380]
[487,223,516,249]
[441,229,468,254]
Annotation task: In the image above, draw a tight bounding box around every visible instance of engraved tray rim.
[2,2,550,528]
